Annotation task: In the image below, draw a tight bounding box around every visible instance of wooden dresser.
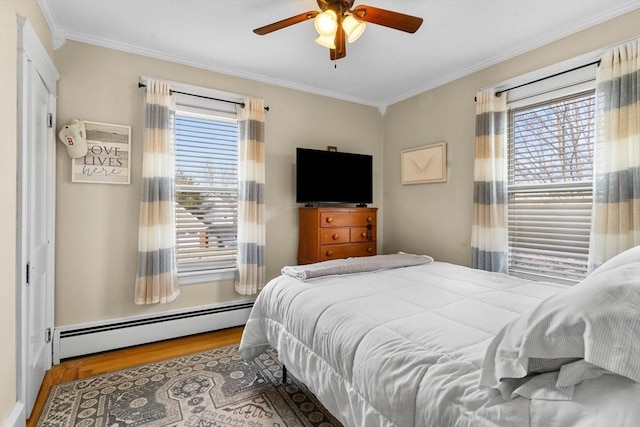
[297,207,377,264]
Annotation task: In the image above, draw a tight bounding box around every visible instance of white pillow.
[590,245,640,276]
[479,259,640,401]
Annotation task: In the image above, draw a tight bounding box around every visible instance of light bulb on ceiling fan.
[314,9,338,36]
[342,15,366,43]
[315,34,336,49]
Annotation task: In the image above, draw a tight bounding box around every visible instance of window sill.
[508,270,581,286]
[178,268,236,286]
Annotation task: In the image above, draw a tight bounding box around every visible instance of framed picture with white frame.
[401,142,447,185]
[71,121,131,184]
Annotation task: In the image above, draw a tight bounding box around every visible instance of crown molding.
[37,0,66,49]
[63,30,382,109]
[37,0,57,30]
[38,0,378,106]
[37,0,639,109]
[384,2,640,106]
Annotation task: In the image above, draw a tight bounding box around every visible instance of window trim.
[142,75,245,110]
[179,268,236,285]
[500,53,598,104]
[507,75,595,108]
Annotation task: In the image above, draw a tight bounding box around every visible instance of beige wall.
[54,41,383,326]
[0,0,54,423]
[382,10,640,267]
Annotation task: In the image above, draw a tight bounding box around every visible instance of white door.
[24,68,54,415]
[16,17,59,424]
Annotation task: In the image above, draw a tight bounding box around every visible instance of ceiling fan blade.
[352,5,423,33]
[253,11,319,35]
[330,24,346,60]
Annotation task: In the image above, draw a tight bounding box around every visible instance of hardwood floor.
[26,326,244,427]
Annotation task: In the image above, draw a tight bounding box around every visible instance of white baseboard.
[3,401,25,427]
[52,301,253,364]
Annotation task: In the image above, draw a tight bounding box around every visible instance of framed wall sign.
[72,121,131,184]
[401,142,447,185]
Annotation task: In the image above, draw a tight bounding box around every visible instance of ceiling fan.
[253,0,423,60]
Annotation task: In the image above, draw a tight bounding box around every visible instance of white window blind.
[508,90,595,283]
[174,110,238,284]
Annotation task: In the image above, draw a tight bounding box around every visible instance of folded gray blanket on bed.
[281,253,434,280]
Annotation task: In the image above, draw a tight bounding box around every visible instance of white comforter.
[239,261,640,427]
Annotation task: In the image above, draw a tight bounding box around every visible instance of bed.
[239,248,640,427]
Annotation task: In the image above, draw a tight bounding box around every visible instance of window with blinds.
[507,90,595,283]
[174,110,238,284]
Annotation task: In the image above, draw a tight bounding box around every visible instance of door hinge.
[46,328,52,343]
[47,113,53,128]
[26,262,30,285]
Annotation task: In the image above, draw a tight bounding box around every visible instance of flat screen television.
[296,147,373,206]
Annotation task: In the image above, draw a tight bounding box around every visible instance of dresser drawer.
[320,211,376,228]
[319,243,376,261]
[351,227,376,243]
[319,228,350,245]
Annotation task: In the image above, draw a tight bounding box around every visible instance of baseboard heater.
[52,301,254,364]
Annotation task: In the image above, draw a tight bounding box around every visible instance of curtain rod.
[494,59,601,97]
[138,82,269,111]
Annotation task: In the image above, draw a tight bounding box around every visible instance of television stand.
[356,203,368,208]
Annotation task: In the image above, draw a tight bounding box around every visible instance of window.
[507,87,595,283]
[174,107,238,284]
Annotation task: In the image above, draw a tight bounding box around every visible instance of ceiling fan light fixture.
[342,15,366,43]
[253,1,424,61]
[314,9,338,36]
[315,34,336,49]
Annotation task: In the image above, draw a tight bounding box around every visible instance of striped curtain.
[589,39,640,271]
[134,80,180,304]
[471,89,508,273]
[235,99,266,295]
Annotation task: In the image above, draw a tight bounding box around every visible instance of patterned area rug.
[37,344,342,427]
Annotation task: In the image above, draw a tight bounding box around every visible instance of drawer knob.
[367,247,373,253]
[332,233,340,240]
[367,216,373,223]
[361,232,367,238]
[326,217,333,223]
[326,250,333,257]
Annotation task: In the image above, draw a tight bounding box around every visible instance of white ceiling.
[39,0,639,108]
